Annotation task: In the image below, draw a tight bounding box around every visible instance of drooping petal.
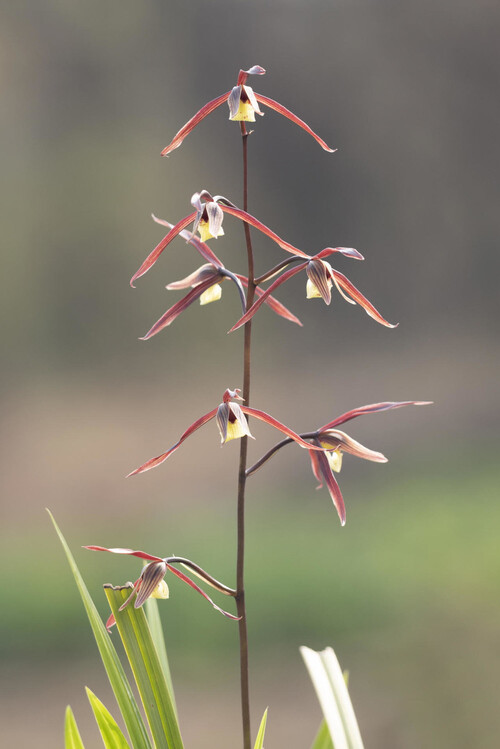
[134,561,168,608]
[254,93,336,152]
[206,201,225,238]
[240,406,327,452]
[127,408,218,476]
[130,212,197,287]
[227,403,254,442]
[309,448,323,485]
[229,263,308,332]
[161,92,231,156]
[83,546,163,562]
[228,86,243,119]
[330,270,398,327]
[140,276,222,339]
[314,447,347,525]
[306,259,332,304]
[152,216,225,268]
[166,564,240,620]
[320,401,433,431]
[220,205,310,258]
[242,85,264,116]
[236,274,302,326]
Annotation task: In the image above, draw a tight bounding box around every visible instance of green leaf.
[253,708,268,749]
[86,688,130,748]
[48,511,152,749]
[311,719,334,749]
[301,646,364,749]
[145,596,178,717]
[65,706,85,749]
[105,585,184,749]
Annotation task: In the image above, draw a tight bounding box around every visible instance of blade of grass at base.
[311,719,334,749]
[301,647,364,749]
[105,585,184,749]
[145,596,178,718]
[253,708,268,749]
[65,706,85,749]
[48,511,152,749]
[86,688,130,748]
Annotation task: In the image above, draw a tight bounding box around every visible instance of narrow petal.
[331,270,398,327]
[161,92,231,156]
[321,429,387,463]
[106,613,116,631]
[220,205,310,258]
[237,66,266,85]
[236,274,302,326]
[167,564,240,620]
[241,406,327,452]
[317,247,364,261]
[127,408,218,476]
[229,263,307,332]
[83,546,163,562]
[254,93,336,152]
[152,216,225,268]
[130,212,197,287]
[315,448,346,525]
[140,277,221,339]
[166,263,220,290]
[216,402,229,443]
[309,448,323,485]
[320,401,433,431]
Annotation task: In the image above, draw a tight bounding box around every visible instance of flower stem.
[236,123,256,749]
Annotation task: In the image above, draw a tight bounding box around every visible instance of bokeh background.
[1,1,499,747]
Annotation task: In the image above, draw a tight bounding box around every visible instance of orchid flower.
[127,388,329,477]
[161,65,335,157]
[229,247,397,331]
[130,190,317,287]
[138,217,301,339]
[84,545,239,630]
[246,400,432,525]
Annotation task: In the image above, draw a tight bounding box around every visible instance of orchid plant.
[55,66,430,749]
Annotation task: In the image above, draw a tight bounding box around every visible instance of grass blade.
[301,646,364,749]
[105,585,184,749]
[311,719,334,749]
[145,596,178,717]
[65,706,85,749]
[253,708,268,749]
[48,511,152,749]
[86,688,131,748]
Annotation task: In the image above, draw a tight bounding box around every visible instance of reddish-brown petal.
[330,270,398,328]
[167,564,240,620]
[309,448,323,485]
[241,406,326,452]
[140,277,221,339]
[317,247,364,261]
[229,263,308,332]
[320,401,432,431]
[152,216,225,268]
[161,92,231,156]
[127,408,218,477]
[320,429,387,463]
[83,546,163,562]
[237,66,266,86]
[315,448,346,525]
[220,205,310,258]
[254,93,336,152]
[236,274,302,326]
[130,212,197,287]
[106,613,116,631]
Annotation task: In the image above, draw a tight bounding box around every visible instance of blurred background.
[1,0,499,746]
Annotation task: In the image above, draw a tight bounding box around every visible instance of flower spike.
[161,65,335,156]
[85,545,239,629]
